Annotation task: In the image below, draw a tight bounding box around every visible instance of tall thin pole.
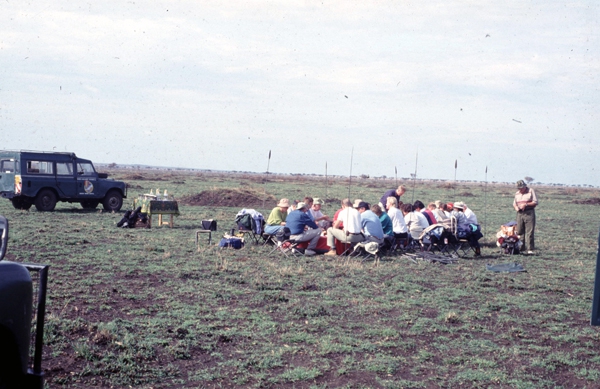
[411,151,418,203]
[453,159,457,199]
[262,150,271,209]
[395,166,398,188]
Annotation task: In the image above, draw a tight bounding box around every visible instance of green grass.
[4,169,600,388]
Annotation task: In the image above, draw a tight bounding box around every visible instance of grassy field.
[5,169,600,388]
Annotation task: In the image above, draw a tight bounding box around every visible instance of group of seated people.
[264,186,482,256]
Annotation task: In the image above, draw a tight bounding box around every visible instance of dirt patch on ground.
[121,174,167,181]
[572,197,600,205]
[458,192,475,197]
[122,174,145,180]
[180,187,275,207]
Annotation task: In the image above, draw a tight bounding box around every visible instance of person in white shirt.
[386,197,408,235]
[401,203,428,239]
[462,203,478,225]
[324,199,364,256]
[413,203,431,228]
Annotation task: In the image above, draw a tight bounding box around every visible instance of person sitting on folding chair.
[386,197,409,245]
[287,200,300,214]
[386,198,408,234]
[332,200,345,228]
[303,197,315,221]
[402,203,428,240]
[309,198,332,229]
[356,201,384,244]
[432,201,449,223]
[324,199,364,256]
[463,202,478,225]
[453,201,481,256]
[264,198,290,235]
[371,204,392,238]
[413,200,435,228]
[445,202,454,218]
[450,202,468,228]
[285,202,321,256]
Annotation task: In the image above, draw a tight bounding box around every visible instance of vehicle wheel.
[10,197,33,210]
[102,190,123,212]
[81,200,100,209]
[34,189,57,212]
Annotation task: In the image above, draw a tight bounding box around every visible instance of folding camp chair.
[268,228,303,257]
[271,239,303,257]
[196,219,217,250]
[234,209,264,244]
[419,224,448,255]
[388,233,410,255]
[261,231,278,246]
[446,216,481,257]
[392,234,422,256]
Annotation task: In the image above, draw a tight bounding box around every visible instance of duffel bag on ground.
[219,236,244,249]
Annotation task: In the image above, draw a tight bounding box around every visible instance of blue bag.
[219,237,244,249]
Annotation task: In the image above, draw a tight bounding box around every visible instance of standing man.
[513,180,538,255]
[379,185,406,212]
[285,202,321,256]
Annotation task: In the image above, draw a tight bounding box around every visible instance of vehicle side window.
[77,162,95,176]
[56,162,74,176]
[0,160,15,173]
[27,161,54,174]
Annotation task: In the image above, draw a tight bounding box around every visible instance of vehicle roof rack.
[1,150,77,158]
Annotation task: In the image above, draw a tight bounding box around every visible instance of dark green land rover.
[0,150,127,212]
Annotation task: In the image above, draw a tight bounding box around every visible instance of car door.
[22,160,55,197]
[76,161,100,198]
[0,158,17,195]
[55,161,77,198]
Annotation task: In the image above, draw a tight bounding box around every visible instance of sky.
[1,1,598,186]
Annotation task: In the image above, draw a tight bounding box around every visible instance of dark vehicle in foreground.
[0,150,126,211]
[0,216,49,389]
